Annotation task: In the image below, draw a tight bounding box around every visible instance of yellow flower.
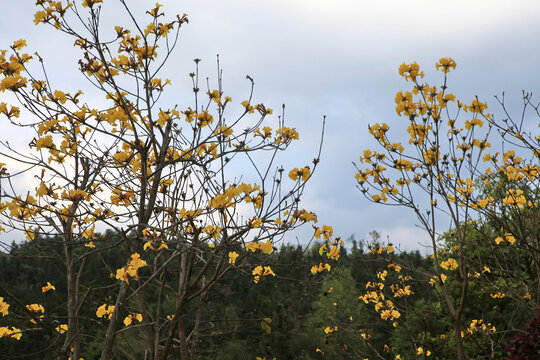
[440,258,458,270]
[0,326,22,340]
[490,292,505,299]
[13,39,27,50]
[398,61,423,81]
[123,313,143,326]
[505,233,516,245]
[42,282,56,294]
[202,225,222,239]
[35,135,54,150]
[0,297,9,316]
[53,90,67,104]
[263,266,275,277]
[129,253,147,269]
[55,324,68,334]
[110,186,135,207]
[314,225,333,240]
[275,127,299,144]
[96,304,115,319]
[288,167,310,181]
[248,217,262,228]
[25,228,38,242]
[258,240,273,254]
[435,57,456,73]
[252,265,275,283]
[324,326,337,334]
[0,76,27,92]
[260,317,272,334]
[26,304,45,313]
[196,110,214,127]
[228,251,239,264]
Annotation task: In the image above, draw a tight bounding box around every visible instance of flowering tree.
[350,58,539,359]
[0,1,334,359]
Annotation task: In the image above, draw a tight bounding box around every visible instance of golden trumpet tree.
[0,1,333,359]
[352,58,539,359]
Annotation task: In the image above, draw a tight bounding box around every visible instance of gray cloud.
[1,0,539,248]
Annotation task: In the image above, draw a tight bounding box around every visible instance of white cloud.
[375,226,432,254]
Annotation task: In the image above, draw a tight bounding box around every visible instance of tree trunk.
[101,281,129,360]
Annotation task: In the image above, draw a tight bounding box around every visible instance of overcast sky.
[1,0,539,252]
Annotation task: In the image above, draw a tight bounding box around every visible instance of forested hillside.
[1,231,537,359]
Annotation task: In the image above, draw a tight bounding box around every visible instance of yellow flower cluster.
[0,326,22,340]
[288,167,310,181]
[96,304,115,319]
[245,240,273,254]
[490,292,505,299]
[0,40,29,92]
[252,265,275,283]
[314,225,333,240]
[55,324,68,334]
[360,280,402,326]
[502,189,528,208]
[466,319,496,335]
[0,102,20,119]
[495,232,516,245]
[143,240,168,251]
[318,237,342,260]
[275,127,299,145]
[429,273,447,286]
[254,126,272,139]
[209,183,260,210]
[26,303,45,313]
[324,326,338,334]
[440,258,458,271]
[368,123,389,140]
[390,284,413,298]
[115,253,147,283]
[1,195,40,220]
[42,282,56,294]
[283,209,318,224]
[435,57,456,73]
[110,186,135,207]
[368,244,394,255]
[398,61,424,81]
[310,262,331,275]
[201,225,222,240]
[0,297,9,316]
[417,347,432,356]
[123,313,143,326]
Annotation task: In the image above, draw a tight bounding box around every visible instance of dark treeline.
[0,232,536,359]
